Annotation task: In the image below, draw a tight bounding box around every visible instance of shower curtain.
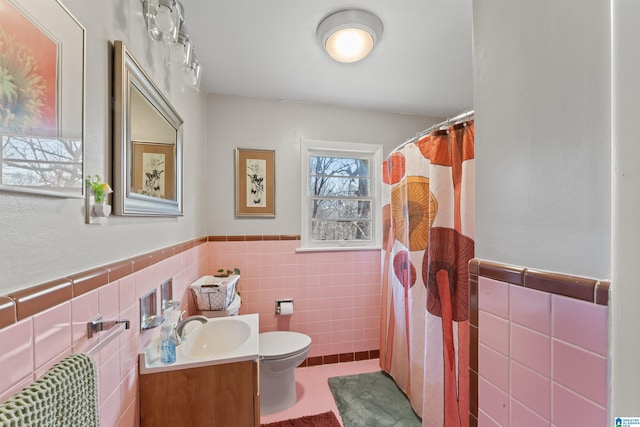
[380,120,474,427]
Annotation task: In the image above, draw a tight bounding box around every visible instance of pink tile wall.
[0,241,381,425]
[207,241,382,357]
[0,244,208,426]
[477,277,608,427]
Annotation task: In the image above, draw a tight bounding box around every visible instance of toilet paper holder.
[275,299,294,315]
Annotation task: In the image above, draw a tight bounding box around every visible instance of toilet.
[196,292,312,415]
[259,331,311,415]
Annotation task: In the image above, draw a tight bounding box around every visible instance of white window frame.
[299,138,382,251]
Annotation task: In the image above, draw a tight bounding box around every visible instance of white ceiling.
[179,0,473,117]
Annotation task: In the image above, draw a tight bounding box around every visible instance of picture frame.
[132,142,176,201]
[0,0,85,198]
[235,148,275,217]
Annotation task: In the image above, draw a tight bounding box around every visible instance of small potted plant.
[214,267,240,278]
[86,175,113,216]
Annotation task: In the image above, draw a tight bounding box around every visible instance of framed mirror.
[0,0,85,198]
[113,40,183,216]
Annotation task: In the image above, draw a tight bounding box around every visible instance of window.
[301,139,382,250]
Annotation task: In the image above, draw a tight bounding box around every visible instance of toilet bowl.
[259,331,311,415]
[195,291,312,415]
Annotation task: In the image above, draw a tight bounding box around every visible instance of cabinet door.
[140,360,258,426]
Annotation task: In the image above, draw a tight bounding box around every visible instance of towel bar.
[84,321,129,355]
[87,316,130,339]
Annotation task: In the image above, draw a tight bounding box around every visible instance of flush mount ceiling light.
[316,9,383,63]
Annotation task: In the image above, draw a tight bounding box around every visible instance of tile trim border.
[0,235,301,330]
[208,235,301,242]
[467,258,610,424]
[0,297,16,329]
[301,349,380,368]
[469,258,609,305]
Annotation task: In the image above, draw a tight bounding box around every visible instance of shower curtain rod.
[392,109,474,153]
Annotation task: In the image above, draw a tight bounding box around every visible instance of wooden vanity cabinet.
[139,359,260,426]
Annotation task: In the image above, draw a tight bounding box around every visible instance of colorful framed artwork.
[235,148,275,217]
[0,0,85,198]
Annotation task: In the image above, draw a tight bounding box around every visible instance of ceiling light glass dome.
[317,9,383,63]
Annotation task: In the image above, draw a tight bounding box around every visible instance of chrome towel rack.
[87,317,130,339]
[83,317,131,356]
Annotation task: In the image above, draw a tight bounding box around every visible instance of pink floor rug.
[261,411,341,427]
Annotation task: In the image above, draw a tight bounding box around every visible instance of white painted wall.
[611,0,640,417]
[205,94,436,235]
[473,0,611,280]
[0,3,435,293]
[0,0,209,294]
[474,0,640,419]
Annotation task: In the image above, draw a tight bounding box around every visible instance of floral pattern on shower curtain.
[380,120,474,427]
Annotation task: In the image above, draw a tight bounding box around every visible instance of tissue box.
[190,275,239,311]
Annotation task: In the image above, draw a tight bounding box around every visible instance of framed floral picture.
[0,0,58,135]
[0,0,85,198]
[235,148,275,217]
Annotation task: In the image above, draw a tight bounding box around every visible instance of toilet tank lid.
[259,331,311,358]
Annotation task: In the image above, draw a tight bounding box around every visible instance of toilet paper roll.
[279,302,294,316]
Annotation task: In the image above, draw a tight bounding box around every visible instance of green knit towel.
[0,353,99,427]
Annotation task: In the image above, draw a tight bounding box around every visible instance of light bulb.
[325,28,374,63]
[163,24,178,46]
[183,70,197,87]
[316,10,383,63]
[183,59,200,89]
[155,4,175,33]
[143,1,162,41]
[174,22,191,66]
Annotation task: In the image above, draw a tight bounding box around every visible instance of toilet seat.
[259,331,311,361]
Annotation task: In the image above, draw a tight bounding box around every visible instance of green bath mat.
[328,371,421,427]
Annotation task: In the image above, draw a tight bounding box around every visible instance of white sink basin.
[182,318,251,358]
[139,313,259,374]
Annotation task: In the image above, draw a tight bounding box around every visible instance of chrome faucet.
[174,314,208,344]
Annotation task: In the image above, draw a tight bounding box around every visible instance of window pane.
[311,199,371,220]
[310,176,369,197]
[312,219,372,241]
[1,136,83,188]
[310,156,369,178]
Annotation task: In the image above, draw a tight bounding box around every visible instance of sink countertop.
[139,313,259,375]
